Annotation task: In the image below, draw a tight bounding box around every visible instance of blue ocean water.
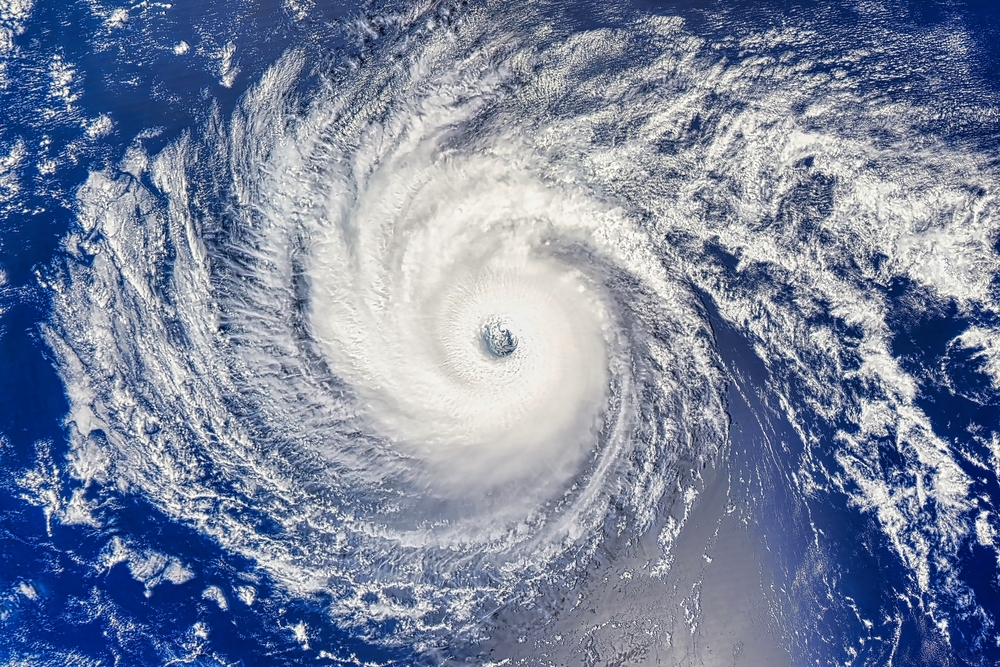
[1,0,998,665]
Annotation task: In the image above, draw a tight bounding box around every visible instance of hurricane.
[22,0,1000,664]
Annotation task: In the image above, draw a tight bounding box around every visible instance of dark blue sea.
[2,0,999,665]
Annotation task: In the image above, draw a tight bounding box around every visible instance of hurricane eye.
[481,317,518,357]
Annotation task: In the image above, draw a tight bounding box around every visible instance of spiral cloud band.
[44,0,1000,659]
[47,9,727,645]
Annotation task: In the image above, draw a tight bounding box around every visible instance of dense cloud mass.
[42,1,1000,662]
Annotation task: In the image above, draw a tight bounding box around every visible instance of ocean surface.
[1,0,999,665]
